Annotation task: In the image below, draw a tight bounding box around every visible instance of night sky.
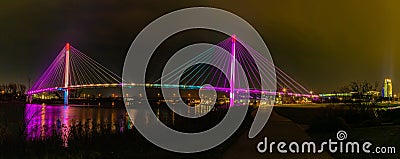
[1,0,399,93]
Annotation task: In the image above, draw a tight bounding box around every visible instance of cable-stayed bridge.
[27,36,318,105]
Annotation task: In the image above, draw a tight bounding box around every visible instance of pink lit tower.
[230,35,236,107]
[64,43,70,105]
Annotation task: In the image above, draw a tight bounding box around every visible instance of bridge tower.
[230,35,236,107]
[64,43,70,105]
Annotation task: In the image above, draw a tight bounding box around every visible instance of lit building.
[383,78,393,98]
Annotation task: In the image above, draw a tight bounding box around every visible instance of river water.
[20,103,214,142]
[24,104,130,141]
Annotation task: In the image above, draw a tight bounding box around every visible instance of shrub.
[308,116,349,133]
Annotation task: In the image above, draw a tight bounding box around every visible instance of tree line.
[0,83,27,95]
[0,83,27,102]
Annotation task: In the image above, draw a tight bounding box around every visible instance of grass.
[274,105,399,159]
[309,126,400,159]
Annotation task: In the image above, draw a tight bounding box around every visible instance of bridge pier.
[27,95,32,103]
[64,89,68,105]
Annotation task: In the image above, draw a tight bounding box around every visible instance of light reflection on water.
[24,103,213,144]
[24,104,130,143]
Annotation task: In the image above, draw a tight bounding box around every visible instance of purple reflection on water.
[24,104,130,146]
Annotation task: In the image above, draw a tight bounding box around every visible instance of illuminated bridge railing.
[27,83,319,98]
[319,93,352,97]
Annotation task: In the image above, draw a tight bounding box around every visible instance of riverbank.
[274,105,399,159]
[221,111,333,159]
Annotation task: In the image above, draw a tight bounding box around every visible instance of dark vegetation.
[0,83,26,102]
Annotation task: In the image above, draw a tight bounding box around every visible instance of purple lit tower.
[64,43,70,105]
[230,35,236,107]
